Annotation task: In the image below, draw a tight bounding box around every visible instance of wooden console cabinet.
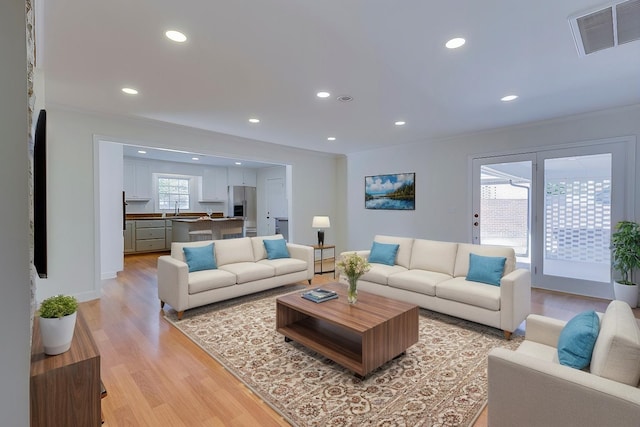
[30,311,101,427]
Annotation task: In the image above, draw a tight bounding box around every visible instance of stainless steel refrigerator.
[228,186,257,235]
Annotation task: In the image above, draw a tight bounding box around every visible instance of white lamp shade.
[312,216,330,228]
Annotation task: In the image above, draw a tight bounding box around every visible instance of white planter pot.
[613,281,638,308]
[39,312,77,355]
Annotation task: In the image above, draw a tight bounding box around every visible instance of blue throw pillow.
[368,241,399,266]
[466,253,506,286]
[264,238,290,260]
[183,243,217,272]
[557,310,600,369]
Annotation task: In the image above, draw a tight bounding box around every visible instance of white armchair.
[488,300,640,427]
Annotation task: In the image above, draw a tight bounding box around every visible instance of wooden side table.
[312,244,335,278]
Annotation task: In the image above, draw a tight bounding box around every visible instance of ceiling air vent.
[569,0,640,56]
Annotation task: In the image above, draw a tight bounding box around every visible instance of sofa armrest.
[157,255,190,312]
[499,268,531,333]
[286,243,314,280]
[525,314,566,347]
[488,347,640,427]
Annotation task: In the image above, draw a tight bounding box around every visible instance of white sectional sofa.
[339,235,531,338]
[158,235,314,319]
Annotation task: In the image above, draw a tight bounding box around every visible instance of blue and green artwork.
[365,173,415,210]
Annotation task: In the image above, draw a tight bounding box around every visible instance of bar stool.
[188,230,213,241]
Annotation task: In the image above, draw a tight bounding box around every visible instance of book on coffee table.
[302,288,338,303]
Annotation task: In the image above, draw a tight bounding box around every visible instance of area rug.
[165,286,523,427]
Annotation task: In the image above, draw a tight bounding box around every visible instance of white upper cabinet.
[201,167,227,202]
[228,167,257,187]
[123,158,151,200]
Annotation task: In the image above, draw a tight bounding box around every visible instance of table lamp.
[312,216,330,246]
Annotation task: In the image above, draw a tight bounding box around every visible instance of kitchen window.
[157,175,191,211]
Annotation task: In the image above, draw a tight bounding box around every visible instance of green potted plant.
[611,220,640,308]
[38,295,79,355]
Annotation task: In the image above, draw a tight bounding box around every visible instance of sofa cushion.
[388,269,452,296]
[409,239,458,276]
[557,310,600,369]
[516,340,559,363]
[219,262,275,284]
[373,235,414,268]
[360,263,408,285]
[436,277,501,311]
[258,258,307,276]
[590,300,640,386]
[251,234,286,261]
[171,240,214,263]
[263,238,290,259]
[454,243,515,278]
[214,237,255,266]
[466,253,506,286]
[183,243,217,272]
[188,269,237,294]
[368,241,399,266]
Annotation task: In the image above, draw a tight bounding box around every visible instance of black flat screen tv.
[34,109,47,278]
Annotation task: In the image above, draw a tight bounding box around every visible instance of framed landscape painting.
[365,172,415,210]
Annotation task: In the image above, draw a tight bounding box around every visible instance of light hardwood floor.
[84,252,638,426]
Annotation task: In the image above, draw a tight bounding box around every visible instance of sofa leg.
[160,300,165,308]
[308,279,312,285]
[503,330,512,340]
[177,311,184,320]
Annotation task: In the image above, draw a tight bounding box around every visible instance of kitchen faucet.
[174,201,180,216]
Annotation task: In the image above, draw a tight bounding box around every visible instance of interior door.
[265,178,286,235]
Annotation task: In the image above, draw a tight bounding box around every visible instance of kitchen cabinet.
[123,158,151,200]
[227,167,257,187]
[165,219,173,250]
[135,219,165,252]
[124,220,135,253]
[201,167,227,202]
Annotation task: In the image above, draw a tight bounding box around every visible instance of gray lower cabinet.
[124,221,135,253]
[135,219,166,252]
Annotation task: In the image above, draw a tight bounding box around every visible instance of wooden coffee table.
[276,282,419,377]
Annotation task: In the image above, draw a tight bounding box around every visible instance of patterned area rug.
[165,286,522,427]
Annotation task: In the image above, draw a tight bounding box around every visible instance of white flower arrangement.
[337,252,370,280]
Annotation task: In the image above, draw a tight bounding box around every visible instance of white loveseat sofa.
[158,235,314,319]
[488,300,640,427]
[340,235,531,338]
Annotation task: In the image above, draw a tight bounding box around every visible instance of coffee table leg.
[284,337,292,343]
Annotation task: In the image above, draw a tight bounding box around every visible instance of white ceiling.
[39,0,640,156]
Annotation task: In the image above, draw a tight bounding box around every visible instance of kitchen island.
[171,217,244,242]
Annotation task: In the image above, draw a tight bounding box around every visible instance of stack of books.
[301,288,338,303]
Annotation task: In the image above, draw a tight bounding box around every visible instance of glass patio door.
[473,139,631,298]
[472,154,535,268]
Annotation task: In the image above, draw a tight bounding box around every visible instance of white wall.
[0,1,31,424]
[346,104,640,252]
[41,107,342,301]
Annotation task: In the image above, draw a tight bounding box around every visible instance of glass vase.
[347,277,358,304]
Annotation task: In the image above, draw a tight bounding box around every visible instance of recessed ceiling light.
[317,91,331,98]
[501,95,519,102]
[327,137,336,141]
[248,118,260,123]
[445,38,466,49]
[235,162,242,165]
[337,95,353,102]
[137,150,147,154]
[395,121,406,126]
[165,30,187,43]
[122,87,138,95]
[192,157,199,161]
